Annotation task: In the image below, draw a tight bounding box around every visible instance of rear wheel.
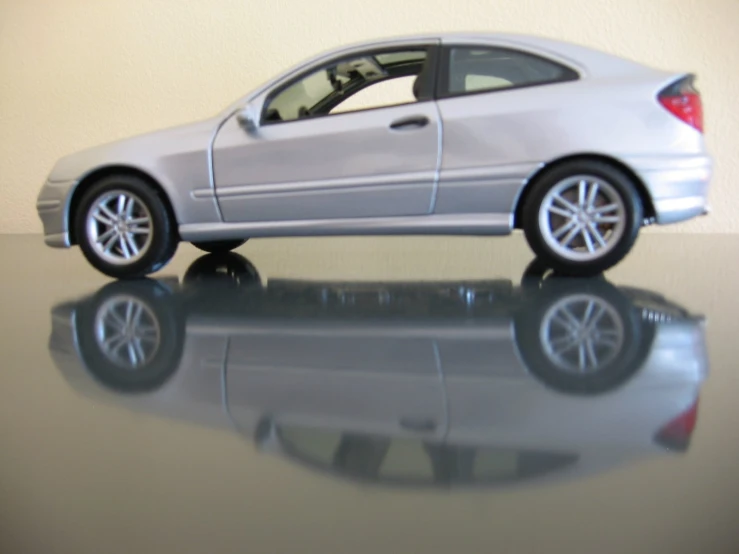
[514,277,654,395]
[191,239,247,254]
[183,252,261,288]
[75,175,178,279]
[521,160,643,276]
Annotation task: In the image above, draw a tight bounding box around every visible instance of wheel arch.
[512,153,656,229]
[67,165,179,245]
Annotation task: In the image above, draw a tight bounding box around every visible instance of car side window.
[262,48,433,124]
[330,75,417,115]
[442,46,578,97]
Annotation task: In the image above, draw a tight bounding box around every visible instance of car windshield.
[268,70,350,122]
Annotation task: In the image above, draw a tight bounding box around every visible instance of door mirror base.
[237,105,259,134]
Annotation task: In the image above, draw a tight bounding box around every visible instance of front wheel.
[75,175,178,279]
[75,280,184,393]
[521,161,643,276]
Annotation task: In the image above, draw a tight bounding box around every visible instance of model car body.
[36,33,711,279]
[49,255,707,488]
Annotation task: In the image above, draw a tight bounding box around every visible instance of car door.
[212,42,442,223]
[223,321,448,442]
[433,40,581,216]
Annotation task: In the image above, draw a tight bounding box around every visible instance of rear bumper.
[652,196,709,224]
[626,154,712,225]
[36,178,76,248]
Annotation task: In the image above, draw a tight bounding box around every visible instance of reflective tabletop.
[1,234,737,553]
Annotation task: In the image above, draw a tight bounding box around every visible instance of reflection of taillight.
[654,398,699,452]
[658,75,703,133]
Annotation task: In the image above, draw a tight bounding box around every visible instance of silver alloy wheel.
[540,294,624,374]
[538,175,627,262]
[94,295,161,369]
[86,190,153,265]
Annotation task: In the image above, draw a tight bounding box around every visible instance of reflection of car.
[48,254,708,489]
[36,33,711,279]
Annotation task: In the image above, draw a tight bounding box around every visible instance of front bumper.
[627,154,712,225]
[36,178,77,248]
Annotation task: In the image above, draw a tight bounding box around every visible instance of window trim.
[259,43,441,126]
[435,44,580,100]
[274,425,580,487]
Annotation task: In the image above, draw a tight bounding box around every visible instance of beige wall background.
[1,0,737,234]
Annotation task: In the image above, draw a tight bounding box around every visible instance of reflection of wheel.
[521,160,643,277]
[75,280,184,393]
[93,295,161,369]
[191,239,247,254]
[75,174,178,279]
[540,293,624,374]
[514,278,654,395]
[183,253,261,288]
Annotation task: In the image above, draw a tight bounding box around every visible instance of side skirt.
[178,213,513,242]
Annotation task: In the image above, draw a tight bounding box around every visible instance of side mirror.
[236,105,259,134]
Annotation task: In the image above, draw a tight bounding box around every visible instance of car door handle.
[399,416,437,433]
[389,116,429,131]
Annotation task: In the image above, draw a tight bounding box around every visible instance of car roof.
[329,32,663,78]
[223,31,672,115]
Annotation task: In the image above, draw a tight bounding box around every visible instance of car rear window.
[442,46,579,96]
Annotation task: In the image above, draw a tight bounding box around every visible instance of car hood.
[46,116,221,183]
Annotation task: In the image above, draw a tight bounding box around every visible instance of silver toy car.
[36,33,712,279]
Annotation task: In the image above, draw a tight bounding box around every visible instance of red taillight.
[658,75,703,133]
[654,398,699,452]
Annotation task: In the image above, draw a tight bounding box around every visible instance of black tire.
[183,252,261,288]
[75,280,184,393]
[191,239,247,254]
[519,257,606,296]
[75,175,178,279]
[521,160,643,276]
[514,277,654,395]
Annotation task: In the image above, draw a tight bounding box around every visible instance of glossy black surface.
[1,234,737,553]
